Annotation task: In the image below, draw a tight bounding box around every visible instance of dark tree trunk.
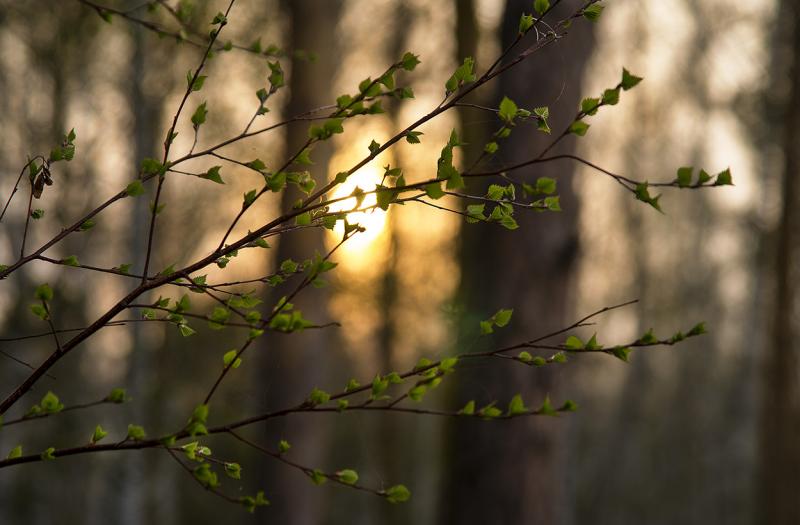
[259,2,342,523]
[441,1,594,523]
[759,3,800,522]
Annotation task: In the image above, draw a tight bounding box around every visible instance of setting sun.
[326,158,388,256]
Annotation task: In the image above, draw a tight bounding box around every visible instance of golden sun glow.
[326,163,388,256]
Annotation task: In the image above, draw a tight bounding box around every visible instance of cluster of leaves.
[0,0,735,516]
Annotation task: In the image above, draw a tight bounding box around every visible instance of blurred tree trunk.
[759,3,800,522]
[441,1,593,523]
[260,2,342,523]
[118,22,173,525]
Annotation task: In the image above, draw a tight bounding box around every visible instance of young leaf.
[201,166,224,184]
[385,484,411,504]
[91,425,108,444]
[583,4,605,21]
[336,469,359,485]
[569,121,590,136]
[564,336,584,350]
[621,68,643,90]
[507,394,528,415]
[498,96,518,123]
[127,424,146,441]
[401,52,420,71]
[676,167,693,188]
[533,0,550,15]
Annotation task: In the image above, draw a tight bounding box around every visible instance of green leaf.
[127,424,146,441]
[601,87,620,105]
[518,351,533,363]
[634,183,663,213]
[569,121,590,136]
[336,469,359,485]
[439,356,459,373]
[107,388,127,403]
[581,97,600,115]
[385,484,411,504]
[179,324,196,337]
[519,13,534,34]
[493,308,513,327]
[676,166,693,188]
[371,375,389,398]
[243,189,257,208]
[30,303,48,320]
[126,180,144,197]
[246,159,267,173]
[256,88,269,104]
[368,139,381,154]
[638,328,658,344]
[268,61,285,88]
[187,72,207,92]
[498,96,518,123]
[324,118,344,135]
[62,255,80,267]
[224,462,242,479]
[7,445,22,459]
[459,400,475,415]
[201,166,224,184]
[401,52,420,71]
[31,208,44,219]
[539,396,557,416]
[91,425,108,444]
[405,131,423,144]
[535,177,557,195]
[688,322,707,336]
[714,168,733,186]
[409,385,427,402]
[425,182,445,200]
[296,148,313,165]
[560,399,579,412]
[445,57,476,94]
[379,71,395,90]
[612,346,631,362]
[507,394,528,415]
[583,3,604,21]
[223,349,242,369]
[191,101,208,129]
[295,212,312,226]
[480,404,503,419]
[565,336,584,350]
[41,447,56,461]
[278,440,291,453]
[308,388,330,406]
[697,169,712,184]
[534,0,550,15]
[585,334,602,351]
[621,68,643,91]
[40,391,63,413]
[310,469,327,485]
[35,283,53,301]
[487,184,505,200]
[140,158,163,176]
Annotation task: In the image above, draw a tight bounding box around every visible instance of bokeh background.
[0,0,796,523]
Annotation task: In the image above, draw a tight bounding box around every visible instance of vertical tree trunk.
[260,2,342,523]
[759,3,800,522]
[119,22,170,525]
[441,1,594,523]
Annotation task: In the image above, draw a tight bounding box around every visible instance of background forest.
[0,0,797,524]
